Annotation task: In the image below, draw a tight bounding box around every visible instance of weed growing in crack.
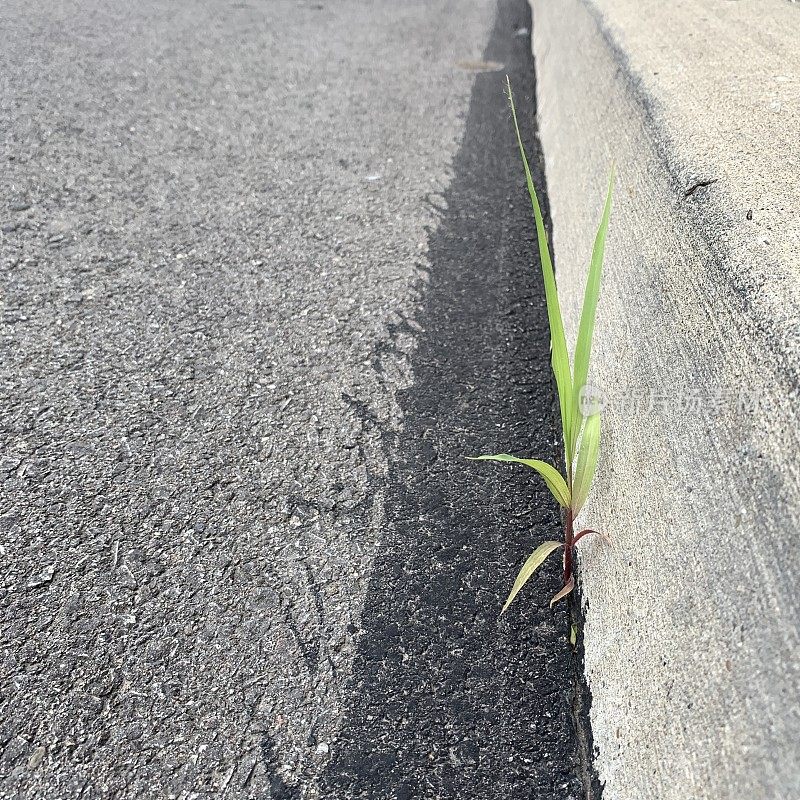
[469,78,614,611]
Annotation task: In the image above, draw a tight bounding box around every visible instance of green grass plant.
[469,78,614,611]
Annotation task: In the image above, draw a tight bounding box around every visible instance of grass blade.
[506,77,574,467]
[571,169,614,441]
[572,527,613,547]
[549,575,575,607]
[502,540,564,614]
[571,413,601,514]
[468,454,571,507]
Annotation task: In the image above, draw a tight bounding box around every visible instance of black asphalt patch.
[319,1,588,798]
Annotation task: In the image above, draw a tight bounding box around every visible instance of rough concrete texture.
[0,0,497,796]
[531,0,800,798]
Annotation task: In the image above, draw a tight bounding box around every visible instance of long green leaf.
[506,78,573,467]
[468,454,571,507]
[571,169,614,448]
[571,413,601,514]
[502,540,563,614]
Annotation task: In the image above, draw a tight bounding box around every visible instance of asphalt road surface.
[1,1,587,798]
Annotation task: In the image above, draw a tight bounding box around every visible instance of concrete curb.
[530,0,800,798]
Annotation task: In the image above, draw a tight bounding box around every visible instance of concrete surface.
[1,0,589,797]
[530,0,800,798]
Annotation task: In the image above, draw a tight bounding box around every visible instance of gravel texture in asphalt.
[1,0,585,797]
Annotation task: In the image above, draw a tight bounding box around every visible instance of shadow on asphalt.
[318,0,586,797]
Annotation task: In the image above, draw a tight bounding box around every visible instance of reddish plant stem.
[563,507,574,586]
